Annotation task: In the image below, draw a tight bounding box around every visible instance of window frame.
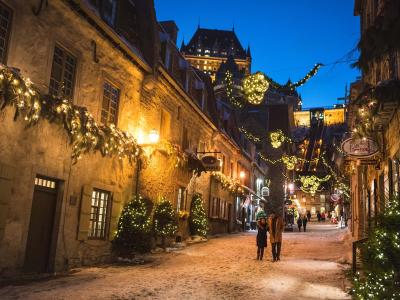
[176,186,187,212]
[100,79,121,126]
[0,1,12,64]
[49,44,78,99]
[88,188,112,240]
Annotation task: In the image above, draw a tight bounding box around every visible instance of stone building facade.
[348,0,400,239]
[0,0,266,275]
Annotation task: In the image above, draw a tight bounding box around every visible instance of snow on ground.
[0,223,351,300]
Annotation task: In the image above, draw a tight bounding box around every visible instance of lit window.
[35,176,56,189]
[101,81,120,125]
[176,187,186,212]
[89,189,111,239]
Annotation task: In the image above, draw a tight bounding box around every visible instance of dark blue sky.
[154,0,360,108]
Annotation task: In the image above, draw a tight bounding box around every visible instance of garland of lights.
[299,174,330,195]
[238,126,261,143]
[288,63,323,90]
[224,71,244,108]
[242,72,269,105]
[158,139,187,168]
[0,65,142,164]
[211,171,244,196]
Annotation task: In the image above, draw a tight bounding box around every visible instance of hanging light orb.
[242,72,269,105]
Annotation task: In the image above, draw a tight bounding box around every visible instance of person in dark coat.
[256,217,268,260]
[307,211,311,222]
[317,211,321,222]
[302,215,308,232]
[297,216,303,232]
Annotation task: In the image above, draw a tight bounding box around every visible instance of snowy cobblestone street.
[0,223,351,300]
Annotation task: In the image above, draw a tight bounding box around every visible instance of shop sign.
[341,137,379,158]
[359,159,379,165]
[330,194,342,202]
[261,187,270,197]
[201,156,221,171]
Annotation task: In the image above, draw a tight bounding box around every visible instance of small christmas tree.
[351,196,400,299]
[112,195,152,254]
[153,198,178,248]
[189,193,208,237]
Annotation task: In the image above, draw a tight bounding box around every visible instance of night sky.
[154,0,360,109]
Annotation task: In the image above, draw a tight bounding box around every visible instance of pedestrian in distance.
[302,215,308,232]
[307,211,311,222]
[297,216,303,232]
[268,212,285,262]
[256,215,268,261]
[317,211,321,222]
[321,212,326,222]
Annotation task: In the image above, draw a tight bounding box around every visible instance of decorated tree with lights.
[351,197,400,299]
[153,198,178,248]
[112,195,152,254]
[189,193,208,237]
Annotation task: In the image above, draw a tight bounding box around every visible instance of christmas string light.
[270,129,292,148]
[224,71,244,108]
[238,126,262,143]
[153,198,178,238]
[299,174,330,195]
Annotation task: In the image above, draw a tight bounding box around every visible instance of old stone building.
[0,0,266,276]
[348,0,400,239]
[181,27,251,81]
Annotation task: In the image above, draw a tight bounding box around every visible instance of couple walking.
[256,212,284,262]
[297,215,308,232]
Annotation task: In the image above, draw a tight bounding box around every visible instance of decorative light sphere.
[242,72,269,105]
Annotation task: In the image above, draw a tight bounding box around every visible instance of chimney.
[159,20,179,45]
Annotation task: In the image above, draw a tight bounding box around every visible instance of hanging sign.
[341,137,379,158]
[330,194,342,202]
[261,187,270,197]
[201,156,221,171]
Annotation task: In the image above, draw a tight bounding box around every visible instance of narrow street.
[0,223,351,300]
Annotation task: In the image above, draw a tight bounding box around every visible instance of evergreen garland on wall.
[189,193,208,237]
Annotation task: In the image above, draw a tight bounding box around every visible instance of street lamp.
[239,171,246,179]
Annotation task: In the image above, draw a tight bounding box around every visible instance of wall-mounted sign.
[330,194,342,202]
[201,156,221,171]
[261,187,270,197]
[341,137,379,158]
[359,159,379,166]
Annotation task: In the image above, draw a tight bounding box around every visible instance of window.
[0,2,12,64]
[176,187,186,212]
[210,197,219,218]
[101,81,120,125]
[182,126,189,150]
[160,109,171,139]
[230,161,234,178]
[34,176,56,190]
[49,45,77,99]
[219,200,228,220]
[89,189,111,239]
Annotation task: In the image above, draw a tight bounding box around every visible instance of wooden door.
[24,177,58,273]
[227,203,232,233]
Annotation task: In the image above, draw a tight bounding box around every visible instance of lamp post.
[135,129,159,195]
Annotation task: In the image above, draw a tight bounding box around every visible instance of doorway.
[24,176,59,273]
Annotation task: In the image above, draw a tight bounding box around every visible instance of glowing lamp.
[148,129,159,144]
[239,171,246,179]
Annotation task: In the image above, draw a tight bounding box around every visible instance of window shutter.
[109,192,122,241]
[77,185,93,241]
[0,164,14,241]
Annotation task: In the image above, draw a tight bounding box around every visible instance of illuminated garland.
[320,153,350,198]
[0,65,142,164]
[258,152,280,165]
[238,126,261,143]
[224,71,244,108]
[242,72,269,105]
[270,129,291,148]
[288,63,323,90]
[211,171,244,196]
[299,175,330,195]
